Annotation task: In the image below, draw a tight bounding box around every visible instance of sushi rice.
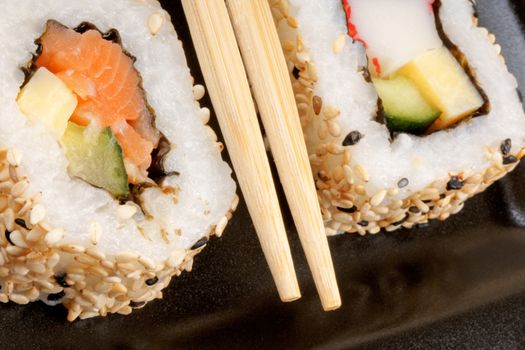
[271,0,525,235]
[0,0,237,320]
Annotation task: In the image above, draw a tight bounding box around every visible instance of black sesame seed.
[408,206,420,214]
[337,206,357,214]
[417,222,430,229]
[440,194,446,199]
[54,274,70,288]
[145,277,159,286]
[130,301,146,309]
[15,218,28,229]
[5,230,13,245]
[292,66,300,80]
[317,171,329,182]
[392,216,407,226]
[342,131,364,146]
[358,220,369,227]
[397,178,409,189]
[501,138,512,156]
[446,176,464,191]
[503,155,518,165]
[191,237,209,250]
[47,291,65,302]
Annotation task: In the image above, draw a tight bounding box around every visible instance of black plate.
[2,1,525,349]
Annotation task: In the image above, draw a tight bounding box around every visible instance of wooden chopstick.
[181,0,301,302]
[225,0,341,311]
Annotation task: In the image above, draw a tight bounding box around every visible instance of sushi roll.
[0,0,237,320]
[271,0,525,235]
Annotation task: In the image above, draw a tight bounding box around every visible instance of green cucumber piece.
[61,122,129,198]
[373,76,441,134]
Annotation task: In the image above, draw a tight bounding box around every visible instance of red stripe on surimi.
[341,0,368,48]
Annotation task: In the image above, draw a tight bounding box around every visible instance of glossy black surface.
[2,1,525,349]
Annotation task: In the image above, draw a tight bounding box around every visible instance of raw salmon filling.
[19,20,168,198]
[35,20,160,170]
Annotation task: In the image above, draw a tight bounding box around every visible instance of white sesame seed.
[317,122,328,140]
[73,295,92,307]
[117,262,138,273]
[138,256,155,270]
[89,222,102,245]
[9,230,28,248]
[111,283,128,295]
[0,167,9,182]
[117,306,133,316]
[0,294,8,303]
[86,248,106,260]
[215,216,228,237]
[452,203,464,215]
[328,121,341,138]
[36,280,54,291]
[6,149,22,166]
[126,270,142,280]
[10,294,29,305]
[74,255,98,266]
[286,15,298,28]
[67,304,82,322]
[60,244,85,254]
[0,267,9,278]
[388,187,399,197]
[296,51,309,64]
[3,208,14,231]
[101,260,114,270]
[355,185,366,196]
[11,180,29,198]
[44,228,64,246]
[117,205,137,220]
[165,251,183,268]
[6,246,26,256]
[67,267,85,275]
[414,199,430,213]
[355,164,369,182]
[79,311,100,320]
[370,190,387,207]
[46,253,60,269]
[88,266,109,278]
[148,13,164,35]
[13,264,29,276]
[29,204,46,225]
[116,252,139,263]
[283,39,295,52]
[105,276,122,284]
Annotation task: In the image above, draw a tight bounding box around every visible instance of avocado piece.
[373,76,441,134]
[61,122,129,198]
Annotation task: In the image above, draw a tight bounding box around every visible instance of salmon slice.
[112,119,153,169]
[55,70,96,100]
[35,20,160,170]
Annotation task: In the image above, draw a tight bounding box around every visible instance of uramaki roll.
[0,0,237,320]
[272,0,525,235]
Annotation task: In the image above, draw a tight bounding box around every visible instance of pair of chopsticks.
[182,0,341,311]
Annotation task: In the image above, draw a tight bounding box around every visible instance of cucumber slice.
[61,122,129,198]
[373,76,440,134]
